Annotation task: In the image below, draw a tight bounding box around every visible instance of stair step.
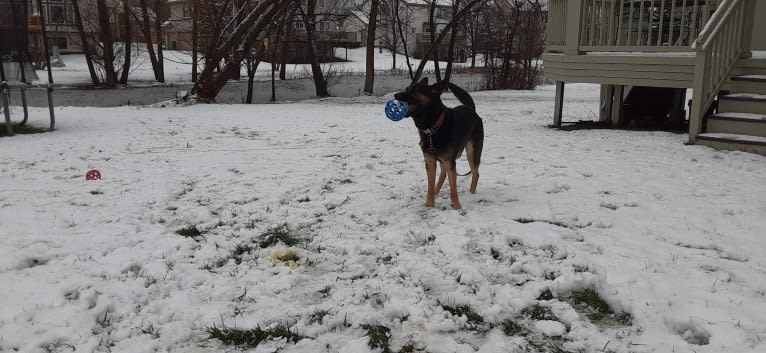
[706,113,766,136]
[731,75,766,82]
[697,133,766,155]
[727,79,766,95]
[718,93,766,114]
[710,112,766,122]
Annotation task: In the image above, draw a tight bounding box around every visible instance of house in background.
[350,0,465,60]
[544,0,766,154]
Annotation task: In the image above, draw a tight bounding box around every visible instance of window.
[422,22,430,33]
[48,2,67,24]
[436,8,451,20]
[182,4,191,18]
[48,37,67,49]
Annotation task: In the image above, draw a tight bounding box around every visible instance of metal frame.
[1,0,56,136]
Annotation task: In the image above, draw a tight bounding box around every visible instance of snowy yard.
[1,84,766,353]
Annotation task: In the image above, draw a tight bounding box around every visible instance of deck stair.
[698,75,766,154]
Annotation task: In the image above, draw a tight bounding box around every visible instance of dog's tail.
[448,83,475,110]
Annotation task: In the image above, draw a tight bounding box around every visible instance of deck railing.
[688,0,754,141]
[546,0,568,49]
[545,0,728,52]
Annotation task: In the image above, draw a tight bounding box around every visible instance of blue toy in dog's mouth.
[385,100,408,121]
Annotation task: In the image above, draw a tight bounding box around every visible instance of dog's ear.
[431,80,449,94]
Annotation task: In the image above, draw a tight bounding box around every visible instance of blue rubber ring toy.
[385,100,409,121]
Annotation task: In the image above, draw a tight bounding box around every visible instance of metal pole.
[1,81,13,136]
[36,0,55,131]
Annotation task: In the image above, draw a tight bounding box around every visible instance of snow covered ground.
[2,84,766,353]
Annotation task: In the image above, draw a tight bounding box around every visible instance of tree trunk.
[71,0,100,85]
[299,0,329,97]
[153,0,165,82]
[364,0,380,95]
[120,0,132,84]
[246,59,259,103]
[428,1,441,81]
[192,0,198,82]
[394,0,414,79]
[97,0,116,87]
[443,0,460,82]
[138,0,160,81]
[279,11,293,80]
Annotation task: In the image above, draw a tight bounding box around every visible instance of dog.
[394,78,484,210]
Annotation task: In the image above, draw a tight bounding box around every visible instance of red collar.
[421,111,446,135]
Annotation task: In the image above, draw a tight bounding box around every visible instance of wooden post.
[669,88,686,127]
[689,51,708,143]
[564,0,585,54]
[739,0,756,59]
[611,85,624,128]
[599,84,614,122]
[553,81,565,127]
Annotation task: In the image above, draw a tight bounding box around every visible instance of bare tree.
[96,0,116,86]
[295,0,329,97]
[190,0,289,101]
[363,0,380,95]
[481,0,545,90]
[411,0,483,84]
[71,0,99,85]
[120,0,132,84]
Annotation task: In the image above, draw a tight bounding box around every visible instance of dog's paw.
[424,200,435,208]
[451,202,462,210]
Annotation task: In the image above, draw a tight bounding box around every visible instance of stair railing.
[688,0,755,142]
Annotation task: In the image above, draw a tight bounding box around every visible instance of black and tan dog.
[394,78,484,210]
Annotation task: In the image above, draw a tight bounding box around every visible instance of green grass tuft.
[537,288,554,301]
[361,324,392,353]
[439,301,484,326]
[176,225,202,238]
[521,304,557,321]
[207,324,302,348]
[259,224,303,248]
[501,319,525,336]
[566,288,632,325]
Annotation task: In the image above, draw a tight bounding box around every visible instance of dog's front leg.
[424,154,437,207]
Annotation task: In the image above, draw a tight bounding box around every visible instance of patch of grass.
[338,178,353,184]
[490,247,501,260]
[537,288,554,301]
[361,324,392,353]
[207,324,303,348]
[231,243,257,265]
[566,288,632,325]
[318,285,332,297]
[521,304,557,321]
[259,224,303,248]
[439,301,484,326]
[0,124,48,137]
[175,225,202,239]
[513,218,591,230]
[500,319,525,336]
[573,264,590,273]
[308,308,332,325]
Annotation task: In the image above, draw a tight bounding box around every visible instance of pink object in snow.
[86,169,101,180]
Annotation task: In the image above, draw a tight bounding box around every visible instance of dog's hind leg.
[435,164,447,196]
[444,159,462,210]
[466,122,484,194]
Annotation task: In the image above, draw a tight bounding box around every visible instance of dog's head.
[394,78,448,124]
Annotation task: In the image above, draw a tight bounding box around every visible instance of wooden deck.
[543,52,697,88]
